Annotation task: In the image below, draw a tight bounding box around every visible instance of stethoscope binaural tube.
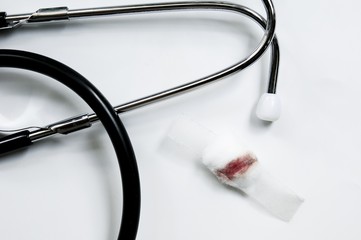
[0,49,141,240]
[0,0,280,147]
[1,1,277,95]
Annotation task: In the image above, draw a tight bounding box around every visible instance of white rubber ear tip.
[256,93,281,121]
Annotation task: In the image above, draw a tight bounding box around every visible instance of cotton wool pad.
[167,116,304,221]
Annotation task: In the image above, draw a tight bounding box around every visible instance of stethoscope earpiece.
[256,93,281,122]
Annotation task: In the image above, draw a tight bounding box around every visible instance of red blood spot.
[216,154,257,180]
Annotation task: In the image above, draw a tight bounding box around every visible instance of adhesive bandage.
[167,116,304,221]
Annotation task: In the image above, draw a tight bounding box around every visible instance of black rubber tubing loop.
[0,49,141,240]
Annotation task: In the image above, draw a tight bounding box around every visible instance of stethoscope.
[0,1,279,239]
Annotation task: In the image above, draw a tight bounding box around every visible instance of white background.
[1,0,361,239]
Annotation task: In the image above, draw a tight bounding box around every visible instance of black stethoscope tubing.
[0,49,141,240]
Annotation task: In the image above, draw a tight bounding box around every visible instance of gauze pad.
[167,116,303,221]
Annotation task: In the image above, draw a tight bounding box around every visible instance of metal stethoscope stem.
[0,1,278,143]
